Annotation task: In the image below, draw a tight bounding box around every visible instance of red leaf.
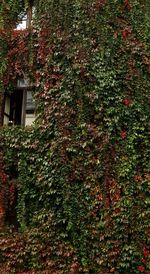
[120,130,127,140]
[143,247,149,258]
[96,0,106,10]
[124,0,131,11]
[133,175,142,183]
[138,265,145,273]
[122,28,131,40]
[122,97,132,106]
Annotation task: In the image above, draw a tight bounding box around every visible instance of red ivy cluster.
[124,0,132,11]
[122,97,133,107]
[138,247,149,273]
[1,29,30,86]
[0,152,8,228]
[95,0,106,10]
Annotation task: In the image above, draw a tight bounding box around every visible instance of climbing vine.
[0,0,150,273]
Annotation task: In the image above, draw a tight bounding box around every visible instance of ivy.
[0,0,150,273]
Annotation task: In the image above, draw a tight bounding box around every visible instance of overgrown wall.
[0,0,150,273]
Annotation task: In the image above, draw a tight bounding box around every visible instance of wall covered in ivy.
[0,0,150,273]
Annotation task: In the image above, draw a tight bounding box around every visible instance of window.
[25,90,35,126]
[3,1,35,126]
[3,94,11,125]
[16,2,34,30]
[16,13,27,30]
[3,79,35,126]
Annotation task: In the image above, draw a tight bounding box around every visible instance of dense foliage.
[0,0,150,273]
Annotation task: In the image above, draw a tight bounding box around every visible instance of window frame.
[3,85,35,127]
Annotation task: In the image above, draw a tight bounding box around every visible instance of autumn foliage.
[0,0,150,273]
